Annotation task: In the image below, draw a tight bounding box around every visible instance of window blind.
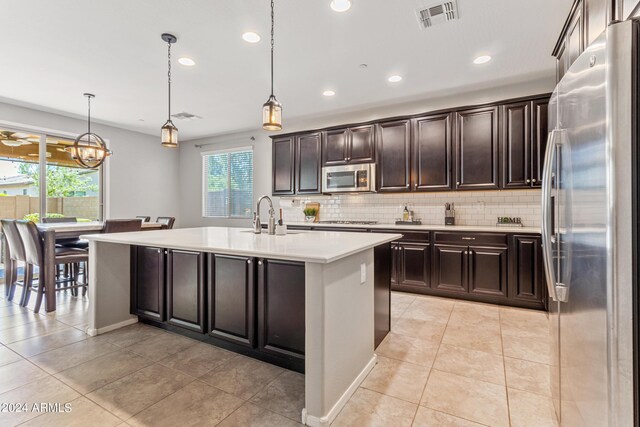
[203,148,253,218]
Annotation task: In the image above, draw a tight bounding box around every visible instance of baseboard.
[87,317,138,336]
[302,354,377,427]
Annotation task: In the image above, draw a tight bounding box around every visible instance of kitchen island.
[81,226,400,427]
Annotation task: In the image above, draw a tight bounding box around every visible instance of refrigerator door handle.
[541,129,561,302]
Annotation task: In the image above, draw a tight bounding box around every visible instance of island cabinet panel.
[454,106,500,190]
[432,244,468,293]
[323,125,375,166]
[501,102,531,188]
[272,136,295,195]
[468,246,508,298]
[531,98,549,187]
[412,113,453,191]
[373,243,392,348]
[509,235,545,306]
[131,246,165,322]
[208,254,256,348]
[257,259,305,362]
[296,132,322,194]
[166,250,205,333]
[376,120,411,192]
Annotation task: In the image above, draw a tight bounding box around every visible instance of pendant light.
[161,33,178,147]
[68,93,112,169]
[262,0,282,131]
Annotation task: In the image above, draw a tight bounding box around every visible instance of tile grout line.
[499,308,513,427]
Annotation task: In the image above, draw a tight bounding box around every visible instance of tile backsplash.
[280,189,541,228]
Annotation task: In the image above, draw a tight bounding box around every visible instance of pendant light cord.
[87,95,91,135]
[167,41,172,120]
[270,0,275,97]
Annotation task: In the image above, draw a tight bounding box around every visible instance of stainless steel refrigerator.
[543,19,637,427]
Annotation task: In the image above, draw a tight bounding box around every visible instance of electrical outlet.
[360,263,366,284]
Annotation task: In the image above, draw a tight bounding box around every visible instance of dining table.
[8,221,164,312]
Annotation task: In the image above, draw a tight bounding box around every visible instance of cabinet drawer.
[434,232,507,246]
[372,229,430,243]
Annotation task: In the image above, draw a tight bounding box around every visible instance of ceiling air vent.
[171,112,202,121]
[416,0,459,29]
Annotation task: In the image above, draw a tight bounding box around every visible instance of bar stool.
[1,220,27,303]
[16,220,89,312]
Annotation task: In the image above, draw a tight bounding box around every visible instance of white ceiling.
[1,0,572,140]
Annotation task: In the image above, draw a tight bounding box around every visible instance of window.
[202,148,253,218]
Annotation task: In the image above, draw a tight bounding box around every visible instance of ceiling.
[1,0,572,140]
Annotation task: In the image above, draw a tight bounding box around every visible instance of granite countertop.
[286,221,541,234]
[81,226,401,264]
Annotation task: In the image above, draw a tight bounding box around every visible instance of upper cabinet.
[295,132,322,194]
[272,136,295,195]
[412,113,453,191]
[531,98,549,187]
[376,120,411,192]
[455,106,500,190]
[322,125,375,166]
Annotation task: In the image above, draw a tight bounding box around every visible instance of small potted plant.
[303,207,318,223]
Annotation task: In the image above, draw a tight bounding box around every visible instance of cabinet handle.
[526,179,531,183]
[532,179,537,183]
[247,260,251,264]
[461,237,475,241]
[258,260,263,265]
[456,181,460,186]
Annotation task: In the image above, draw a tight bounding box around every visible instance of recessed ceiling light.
[473,55,492,65]
[178,57,196,66]
[323,90,336,97]
[242,32,261,43]
[330,0,351,12]
[388,75,403,83]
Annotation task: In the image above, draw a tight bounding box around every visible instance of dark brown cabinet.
[455,106,499,190]
[257,259,305,364]
[509,235,545,306]
[397,243,430,289]
[167,250,205,333]
[131,246,165,322]
[468,246,508,298]
[376,120,411,192]
[323,125,375,166]
[208,254,256,348]
[433,244,468,293]
[554,0,585,82]
[531,99,549,187]
[272,136,295,195]
[296,132,322,194]
[412,113,453,191]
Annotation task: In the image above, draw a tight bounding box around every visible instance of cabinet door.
[412,113,452,191]
[531,98,549,188]
[390,244,399,286]
[209,254,255,348]
[397,243,430,289]
[323,129,349,166]
[132,246,165,321]
[296,132,322,194]
[502,101,531,188]
[167,250,205,333]
[509,235,544,304]
[567,1,584,66]
[272,136,295,195]
[468,246,508,298]
[586,0,607,45]
[455,107,499,190]
[257,259,305,361]
[349,124,375,164]
[377,120,411,192]
[433,244,468,293]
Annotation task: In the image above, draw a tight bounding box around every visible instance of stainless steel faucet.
[253,195,276,235]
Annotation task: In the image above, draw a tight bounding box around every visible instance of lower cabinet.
[208,254,255,347]
[257,259,305,363]
[468,246,508,298]
[433,244,468,293]
[509,235,545,307]
[167,250,206,333]
[396,242,430,290]
[131,246,166,322]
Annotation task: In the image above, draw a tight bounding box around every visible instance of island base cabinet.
[257,259,305,364]
[131,246,165,322]
[208,254,256,348]
[167,250,206,333]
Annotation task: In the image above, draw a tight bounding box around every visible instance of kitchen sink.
[240,230,304,235]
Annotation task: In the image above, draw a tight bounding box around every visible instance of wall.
[178,78,553,228]
[0,101,180,225]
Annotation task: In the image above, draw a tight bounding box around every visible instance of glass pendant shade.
[262,95,282,131]
[69,132,112,169]
[161,120,179,147]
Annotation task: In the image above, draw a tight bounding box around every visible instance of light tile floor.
[0,287,557,426]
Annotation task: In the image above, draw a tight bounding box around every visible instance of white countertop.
[286,221,540,234]
[81,226,402,264]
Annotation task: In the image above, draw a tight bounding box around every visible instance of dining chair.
[156,217,176,230]
[15,220,88,312]
[103,219,143,233]
[136,216,151,223]
[1,220,27,302]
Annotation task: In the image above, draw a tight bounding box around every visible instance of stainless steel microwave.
[321,164,376,193]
